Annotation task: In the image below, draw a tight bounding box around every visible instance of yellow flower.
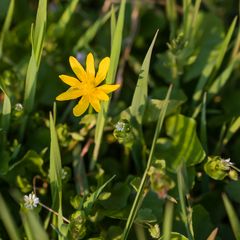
[56,53,120,116]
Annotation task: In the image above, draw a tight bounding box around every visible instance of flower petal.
[86,53,95,78]
[59,75,81,87]
[73,96,89,116]
[69,56,87,82]
[56,88,83,101]
[93,89,109,101]
[89,95,101,112]
[96,84,120,94]
[95,57,110,86]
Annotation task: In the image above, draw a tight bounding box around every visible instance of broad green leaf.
[136,208,157,223]
[8,150,46,176]
[156,114,206,170]
[225,181,240,204]
[73,9,113,51]
[222,193,240,240]
[83,175,115,212]
[91,0,126,170]
[130,30,158,125]
[192,205,214,240]
[0,194,21,240]
[0,0,15,58]
[100,182,130,211]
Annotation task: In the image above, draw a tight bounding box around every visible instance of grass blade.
[130,30,158,125]
[223,116,240,145]
[91,0,126,170]
[0,0,15,58]
[162,201,174,240]
[207,228,219,240]
[0,194,21,240]
[192,17,237,104]
[0,85,11,133]
[73,9,113,52]
[177,166,194,240]
[111,5,116,43]
[49,106,63,238]
[50,0,79,38]
[166,0,177,40]
[183,0,192,39]
[23,0,47,113]
[222,193,240,239]
[0,85,11,174]
[121,85,172,240]
[20,208,49,240]
[200,92,207,152]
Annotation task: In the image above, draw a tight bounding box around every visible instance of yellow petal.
[56,88,83,101]
[95,57,110,86]
[73,96,89,116]
[86,53,95,78]
[69,56,87,82]
[89,95,101,112]
[59,75,81,87]
[96,84,120,94]
[93,89,109,101]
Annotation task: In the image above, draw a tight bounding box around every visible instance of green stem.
[121,85,172,240]
[177,168,194,240]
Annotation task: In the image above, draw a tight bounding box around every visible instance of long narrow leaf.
[20,208,49,240]
[23,0,47,113]
[73,9,113,52]
[223,116,240,145]
[49,107,63,238]
[122,85,172,239]
[130,30,158,125]
[222,193,240,239]
[0,194,21,240]
[91,0,126,170]
[193,17,237,104]
[51,0,79,39]
[0,0,15,58]
[162,201,174,240]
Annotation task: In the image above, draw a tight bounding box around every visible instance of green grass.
[0,0,240,239]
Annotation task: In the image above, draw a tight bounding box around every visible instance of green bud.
[148,224,160,239]
[113,119,133,146]
[204,156,231,180]
[68,210,87,240]
[229,169,238,181]
[148,166,175,199]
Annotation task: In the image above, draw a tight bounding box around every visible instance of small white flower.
[221,158,234,166]
[24,193,39,209]
[61,168,67,180]
[115,121,125,131]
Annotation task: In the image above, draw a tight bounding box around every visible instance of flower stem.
[39,202,70,224]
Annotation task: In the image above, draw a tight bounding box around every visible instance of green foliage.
[0,0,240,240]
